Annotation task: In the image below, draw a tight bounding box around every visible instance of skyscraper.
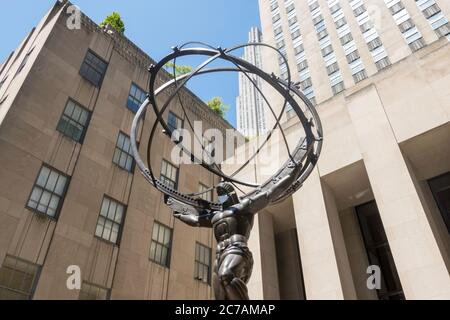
[234,0,450,299]
[259,0,450,120]
[236,27,268,138]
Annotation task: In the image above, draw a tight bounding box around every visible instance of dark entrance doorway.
[356,201,405,300]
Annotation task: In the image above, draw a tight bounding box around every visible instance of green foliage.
[207,97,229,118]
[100,12,125,34]
[164,62,193,76]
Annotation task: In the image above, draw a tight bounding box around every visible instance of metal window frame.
[25,163,71,220]
[194,242,212,285]
[56,98,91,144]
[127,82,147,113]
[150,221,173,268]
[0,254,42,300]
[79,49,108,87]
[78,281,111,300]
[94,195,127,246]
[160,158,180,190]
[113,131,135,172]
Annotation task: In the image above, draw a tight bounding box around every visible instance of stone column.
[347,85,450,299]
[247,212,280,299]
[291,169,356,299]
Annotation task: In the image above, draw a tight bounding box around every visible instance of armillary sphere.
[130,42,323,212]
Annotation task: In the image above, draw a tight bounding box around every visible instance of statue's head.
[216,182,239,209]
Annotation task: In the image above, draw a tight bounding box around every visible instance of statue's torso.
[211,209,253,242]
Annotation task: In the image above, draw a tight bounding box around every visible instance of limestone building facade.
[0,1,230,300]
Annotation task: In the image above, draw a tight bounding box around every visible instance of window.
[389,2,404,15]
[79,282,110,300]
[0,255,40,300]
[270,1,278,11]
[321,45,333,57]
[291,29,301,40]
[79,50,107,87]
[367,37,382,51]
[95,196,125,245]
[276,39,285,49]
[274,26,283,36]
[340,33,353,45]
[150,222,172,267]
[353,5,366,16]
[288,16,297,26]
[423,4,441,19]
[309,2,319,11]
[335,17,346,28]
[286,3,295,13]
[312,15,323,26]
[300,78,312,90]
[332,81,345,95]
[436,23,450,37]
[297,60,308,72]
[399,19,415,33]
[15,47,34,76]
[353,69,368,83]
[317,29,328,40]
[194,243,211,284]
[356,201,405,300]
[27,165,69,218]
[330,3,341,14]
[360,21,372,33]
[294,43,304,55]
[56,99,90,143]
[375,57,391,71]
[409,38,425,52]
[0,75,8,90]
[346,50,360,63]
[199,183,212,202]
[272,13,281,24]
[160,159,179,189]
[167,111,183,133]
[326,62,339,75]
[112,132,134,172]
[0,95,8,105]
[127,83,146,113]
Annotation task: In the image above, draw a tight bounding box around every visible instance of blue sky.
[0,0,262,127]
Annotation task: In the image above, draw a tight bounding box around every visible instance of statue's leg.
[212,257,227,300]
[217,253,250,300]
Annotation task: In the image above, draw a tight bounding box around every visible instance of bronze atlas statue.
[130,42,322,300]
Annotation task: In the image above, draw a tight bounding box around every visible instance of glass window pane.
[95,217,105,237]
[152,224,159,241]
[117,133,125,149]
[38,191,51,211]
[107,201,117,220]
[158,226,165,244]
[36,167,50,187]
[100,198,109,217]
[114,205,123,223]
[28,187,42,209]
[72,105,82,122]
[161,247,168,266]
[110,224,119,244]
[102,220,112,240]
[155,244,162,263]
[163,228,171,246]
[149,241,157,260]
[79,109,88,126]
[54,175,67,195]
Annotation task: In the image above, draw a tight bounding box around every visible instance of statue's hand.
[173,212,199,226]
